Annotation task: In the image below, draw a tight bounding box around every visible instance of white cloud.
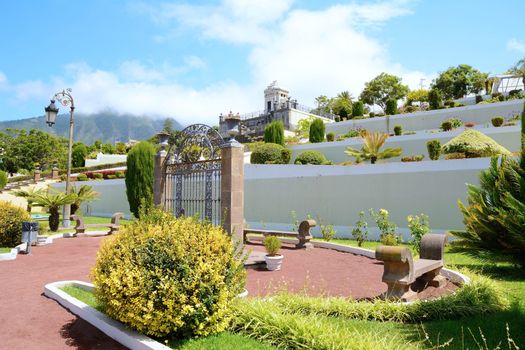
[0,71,8,90]
[7,62,258,126]
[507,38,525,53]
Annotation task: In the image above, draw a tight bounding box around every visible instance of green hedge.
[442,129,511,158]
[294,151,330,165]
[250,143,291,164]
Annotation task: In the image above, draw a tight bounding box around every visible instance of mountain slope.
[0,112,182,144]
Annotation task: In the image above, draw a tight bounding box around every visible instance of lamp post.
[44,88,75,228]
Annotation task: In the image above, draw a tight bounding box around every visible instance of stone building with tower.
[219,81,334,142]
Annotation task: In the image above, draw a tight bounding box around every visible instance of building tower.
[264,81,289,113]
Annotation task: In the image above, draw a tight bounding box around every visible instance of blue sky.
[0,0,524,126]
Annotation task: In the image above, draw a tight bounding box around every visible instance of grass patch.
[60,285,277,349]
[0,247,12,253]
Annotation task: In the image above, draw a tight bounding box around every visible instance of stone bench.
[70,212,124,236]
[375,233,447,301]
[243,219,316,249]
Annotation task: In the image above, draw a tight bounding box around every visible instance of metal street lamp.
[44,88,75,228]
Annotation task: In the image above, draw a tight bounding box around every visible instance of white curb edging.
[44,281,171,350]
[0,248,18,261]
[246,235,470,285]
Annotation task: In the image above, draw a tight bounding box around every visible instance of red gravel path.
[0,237,126,350]
[0,237,456,349]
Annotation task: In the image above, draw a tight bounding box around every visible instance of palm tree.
[510,58,525,87]
[13,187,44,212]
[344,131,402,164]
[70,185,99,215]
[30,190,76,231]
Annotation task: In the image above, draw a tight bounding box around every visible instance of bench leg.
[418,268,446,288]
[382,282,417,302]
[295,241,314,250]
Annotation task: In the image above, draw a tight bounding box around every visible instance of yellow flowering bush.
[0,200,31,247]
[92,210,246,338]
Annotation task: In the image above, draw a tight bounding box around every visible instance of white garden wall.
[289,125,520,163]
[244,159,491,240]
[61,158,498,241]
[325,99,523,135]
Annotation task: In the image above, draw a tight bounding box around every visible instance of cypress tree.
[263,120,284,146]
[309,118,325,143]
[352,101,364,117]
[125,141,155,218]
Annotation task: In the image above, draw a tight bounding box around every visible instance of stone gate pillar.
[153,149,167,207]
[221,140,244,243]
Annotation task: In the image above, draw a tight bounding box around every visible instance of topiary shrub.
[352,101,364,117]
[294,151,329,165]
[309,118,325,143]
[442,129,512,158]
[492,116,504,127]
[263,120,285,146]
[126,141,155,218]
[93,173,103,180]
[0,200,31,247]
[441,121,453,131]
[426,140,441,160]
[0,170,7,190]
[115,171,125,178]
[334,116,340,122]
[326,132,335,142]
[393,125,402,136]
[250,143,291,164]
[92,211,246,338]
[428,89,443,110]
[385,99,398,115]
[475,95,483,104]
[369,112,375,118]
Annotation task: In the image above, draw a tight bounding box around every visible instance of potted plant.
[264,235,283,271]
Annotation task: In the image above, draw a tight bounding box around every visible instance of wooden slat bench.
[243,219,316,249]
[375,233,447,301]
[70,212,124,236]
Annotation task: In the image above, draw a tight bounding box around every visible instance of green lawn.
[40,215,133,235]
[0,247,11,253]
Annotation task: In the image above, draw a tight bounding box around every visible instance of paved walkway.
[0,236,126,350]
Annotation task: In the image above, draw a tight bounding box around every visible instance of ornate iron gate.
[163,124,225,225]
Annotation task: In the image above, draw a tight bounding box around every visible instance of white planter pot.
[265,254,284,271]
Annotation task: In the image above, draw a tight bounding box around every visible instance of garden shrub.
[309,118,325,143]
[115,171,125,178]
[491,116,504,127]
[263,120,285,146]
[93,173,103,180]
[250,143,291,164]
[92,211,246,338]
[106,174,116,179]
[445,152,466,160]
[72,144,87,168]
[334,116,340,122]
[352,101,364,117]
[0,170,7,190]
[407,214,430,253]
[326,132,335,142]
[446,118,463,129]
[385,99,397,115]
[76,173,88,181]
[125,141,155,218]
[426,140,441,160]
[441,121,452,131]
[369,208,400,245]
[369,112,375,118]
[442,129,511,158]
[393,125,402,136]
[0,200,30,247]
[401,155,424,162]
[294,151,329,165]
[342,128,362,139]
[351,211,368,247]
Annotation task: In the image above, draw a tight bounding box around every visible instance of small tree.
[125,141,155,218]
[263,120,285,146]
[351,211,368,247]
[345,131,402,164]
[0,170,7,190]
[385,99,398,115]
[70,185,99,215]
[359,73,409,111]
[352,101,364,117]
[72,144,87,168]
[31,190,76,231]
[309,118,325,143]
[428,89,443,110]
